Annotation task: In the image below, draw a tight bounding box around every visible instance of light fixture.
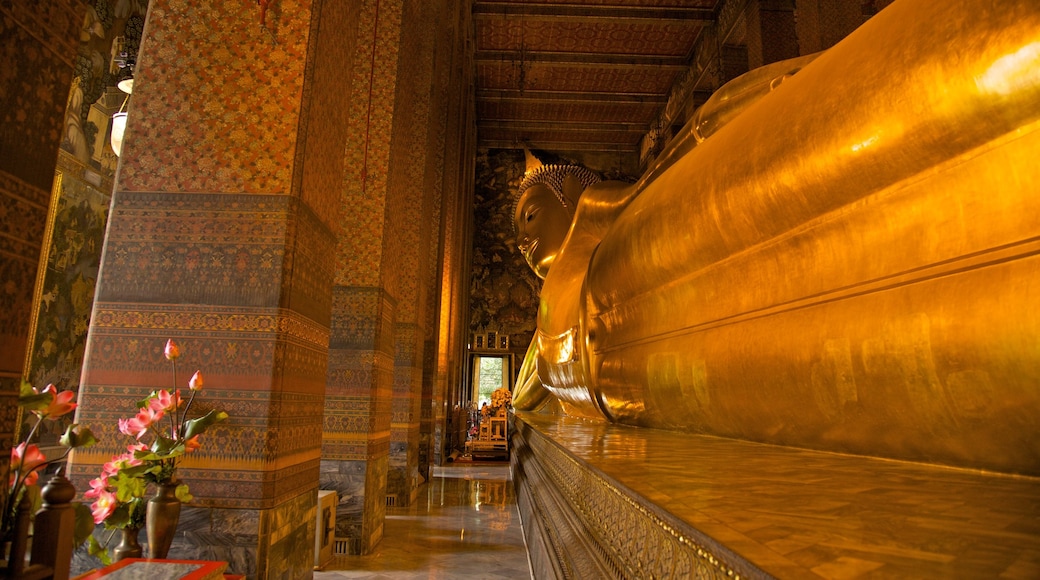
[110,111,128,156]
[117,75,134,95]
[111,54,134,157]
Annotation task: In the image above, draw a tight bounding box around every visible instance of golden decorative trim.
[91,305,330,348]
[22,172,61,378]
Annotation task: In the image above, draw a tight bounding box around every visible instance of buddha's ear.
[560,174,585,209]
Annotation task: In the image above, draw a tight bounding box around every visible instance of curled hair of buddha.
[512,164,602,236]
[518,164,601,210]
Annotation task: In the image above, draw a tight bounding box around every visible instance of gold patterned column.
[70,0,350,577]
[384,0,440,509]
[319,0,474,555]
[319,0,404,556]
[429,0,477,468]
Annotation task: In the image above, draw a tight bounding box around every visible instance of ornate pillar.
[746,0,800,68]
[320,0,474,555]
[382,0,438,509]
[430,0,477,468]
[795,0,876,55]
[319,0,403,556]
[71,0,349,577]
[719,44,750,86]
[0,0,87,519]
[416,1,454,480]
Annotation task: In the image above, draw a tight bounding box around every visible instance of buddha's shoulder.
[573,180,638,233]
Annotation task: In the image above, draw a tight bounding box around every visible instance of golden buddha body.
[512,0,1040,476]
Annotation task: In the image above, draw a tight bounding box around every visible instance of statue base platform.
[510,414,1040,579]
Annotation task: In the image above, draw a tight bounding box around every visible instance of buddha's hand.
[512,340,552,411]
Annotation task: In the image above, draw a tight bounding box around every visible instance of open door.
[470,353,513,407]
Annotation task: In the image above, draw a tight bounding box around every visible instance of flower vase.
[146,482,182,559]
[113,526,143,561]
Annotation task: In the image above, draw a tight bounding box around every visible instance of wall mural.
[27,172,110,392]
[469,149,542,355]
[24,0,148,406]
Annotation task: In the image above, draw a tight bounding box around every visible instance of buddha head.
[513,158,600,279]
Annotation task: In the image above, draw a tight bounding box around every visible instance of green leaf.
[18,380,52,412]
[136,392,158,409]
[150,435,184,458]
[175,483,193,503]
[132,449,163,462]
[60,424,99,449]
[126,497,147,529]
[111,472,148,502]
[105,503,130,528]
[182,410,228,440]
[73,503,96,548]
[117,463,148,477]
[87,535,114,566]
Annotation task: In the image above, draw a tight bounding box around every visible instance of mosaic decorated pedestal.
[511,415,1040,579]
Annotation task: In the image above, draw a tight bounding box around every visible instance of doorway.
[471,353,512,407]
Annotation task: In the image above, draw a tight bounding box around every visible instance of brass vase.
[146,482,182,559]
[113,526,142,561]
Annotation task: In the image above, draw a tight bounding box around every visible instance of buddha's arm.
[576,0,1040,473]
[512,338,550,411]
[588,0,1040,323]
[633,53,821,197]
[520,180,638,418]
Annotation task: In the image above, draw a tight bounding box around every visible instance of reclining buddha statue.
[510,0,1040,476]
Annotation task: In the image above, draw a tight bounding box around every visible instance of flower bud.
[189,370,203,391]
[164,339,180,361]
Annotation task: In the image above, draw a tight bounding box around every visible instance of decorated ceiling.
[474,0,725,159]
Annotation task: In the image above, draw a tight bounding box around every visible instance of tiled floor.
[314,464,532,579]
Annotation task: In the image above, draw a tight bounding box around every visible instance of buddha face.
[514,183,573,279]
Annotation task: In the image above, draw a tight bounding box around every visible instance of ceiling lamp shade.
[110,111,128,157]
[110,75,132,157]
[117,77,134,94]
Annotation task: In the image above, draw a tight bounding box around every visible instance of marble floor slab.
[314,464,532,580]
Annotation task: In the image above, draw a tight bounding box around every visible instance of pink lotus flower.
[102,449,143,477]
[148,389,181,413]
[127,443,148,455]
[91,490,118,524]
[33,384,77,420]
[164,339,180,361]
[10,443,47,486]
[100,457,121,478]
[83,476,109,500]
[188,371,203,391]
[118,407,163,439]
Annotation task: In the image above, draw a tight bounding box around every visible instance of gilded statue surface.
[511,0,1040,476]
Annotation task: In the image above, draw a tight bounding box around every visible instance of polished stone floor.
[314,464,531,579]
